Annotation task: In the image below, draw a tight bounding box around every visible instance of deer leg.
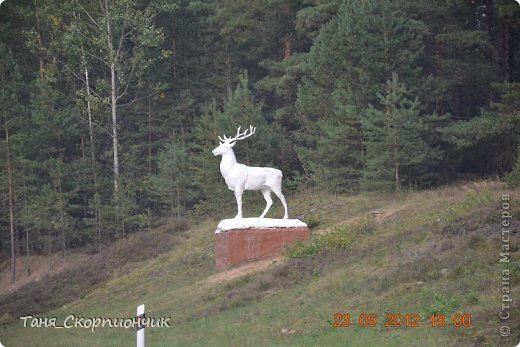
[273,188,288,219]
[259,189,273,218]
[234,188,244,219]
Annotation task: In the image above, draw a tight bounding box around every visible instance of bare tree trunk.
[395,160,400,192]
[104,0,119,196]
[25,228,30,275]
[147,207,152,231]
[80,135,85,159]
[148,97,152,177]
[435,38,444,115]
[5,121,16,282]
[21,179,31,275]
[34,0,45,79]
[110,63,119,195]
[82,48,102,252]
[502,18,512,82]
[283,35,292,61]
[48,231,52,272]
[176,185,180,218]
[225,44,231,92]
[170,187,174,218]
[58,152,65,258]
[394,132,400,192]
[172,19,177,86]
[104,0,122,238]
[383,28,389,79]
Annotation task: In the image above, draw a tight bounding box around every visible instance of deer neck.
[220,150,238,176]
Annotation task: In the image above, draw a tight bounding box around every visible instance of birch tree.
[70,0,169,193]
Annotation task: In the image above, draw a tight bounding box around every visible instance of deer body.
[212,126,288,219]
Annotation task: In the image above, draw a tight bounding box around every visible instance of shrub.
[422,291,460,316]
[172,217,189,232]
[125,213,152,231]
[506,152,520,188]
[464,290,479,304]
[305,213,322,228]
[442,190,492,221]
[284,215,375,258]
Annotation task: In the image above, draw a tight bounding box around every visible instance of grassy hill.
[0,181,518,346]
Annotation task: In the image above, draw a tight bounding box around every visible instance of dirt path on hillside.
[314,205,408,235]
[204,257,282,285]
[373,205,408,224]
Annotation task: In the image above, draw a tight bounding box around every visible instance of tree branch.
[74,0,102,31]
[116,57,137,101]
[117,90,161,108]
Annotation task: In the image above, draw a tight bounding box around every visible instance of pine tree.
[209,0,280,90]
[25,80,73,258]
[362,73,443,191]
[152,133,192,217]
[444,81,520,174]
[296,0,428,191]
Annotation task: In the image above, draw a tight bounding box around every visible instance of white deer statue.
[212,125,288,219]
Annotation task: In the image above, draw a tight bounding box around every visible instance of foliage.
[506,146,520,188]
[422,290,461,316]
[443,82,520,175]
[296,0,431,191]
[284,216,375,258]
[0,0,520,255]
[151,134,193,217]
[362,73,445,191]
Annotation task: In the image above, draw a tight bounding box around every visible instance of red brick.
[215,227,310,270]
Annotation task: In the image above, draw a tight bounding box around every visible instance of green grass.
[1,182,519,346]
[284,215,375,258]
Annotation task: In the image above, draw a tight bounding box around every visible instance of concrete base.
[215,227,310,270]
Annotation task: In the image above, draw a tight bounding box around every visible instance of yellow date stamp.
[332,313,472,328]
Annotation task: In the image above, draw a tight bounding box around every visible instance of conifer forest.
[0,0,519,276]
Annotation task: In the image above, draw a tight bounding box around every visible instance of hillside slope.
[0,182,519,346]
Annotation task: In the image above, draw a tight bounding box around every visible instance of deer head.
[212,125,256,156]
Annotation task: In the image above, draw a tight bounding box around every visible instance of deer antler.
[219,125,256,145]
[218,132,232,144]
[231,125,256,143]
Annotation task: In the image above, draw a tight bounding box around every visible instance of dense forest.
[0,0,519,279]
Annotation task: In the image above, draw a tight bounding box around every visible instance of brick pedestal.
[215,227,310,270]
